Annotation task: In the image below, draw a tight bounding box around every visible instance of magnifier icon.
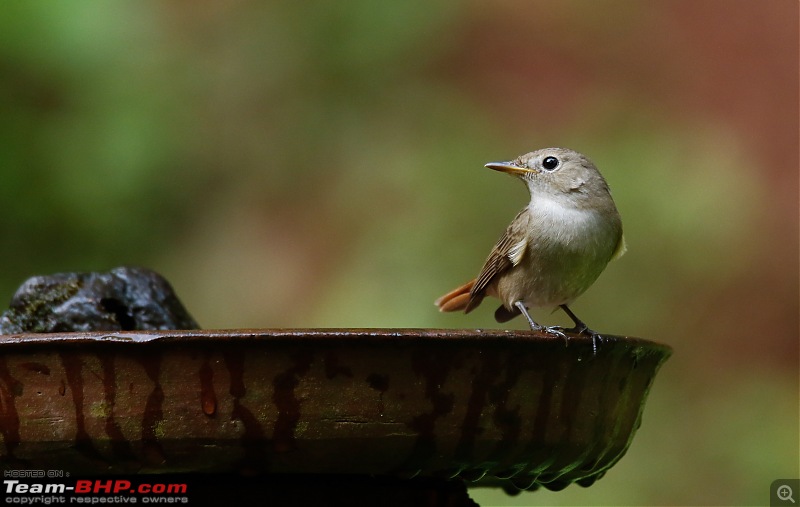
[778,485,796,503]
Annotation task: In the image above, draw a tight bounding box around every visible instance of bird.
[435,147,625,349]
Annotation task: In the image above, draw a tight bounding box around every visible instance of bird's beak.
[484,161,537,176]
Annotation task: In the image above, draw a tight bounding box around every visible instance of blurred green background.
[1,0,797,505]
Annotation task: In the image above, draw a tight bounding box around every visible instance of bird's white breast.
[527,195,608,245]
[496,194,618,308]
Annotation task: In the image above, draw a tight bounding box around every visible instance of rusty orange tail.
[434,279,476,313]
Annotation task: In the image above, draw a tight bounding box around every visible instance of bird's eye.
[541,156,559,171]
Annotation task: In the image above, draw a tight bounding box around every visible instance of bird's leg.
[514,301,540,329]
[515,301,569,346]
[558,304,602,354]
[558,304,590,334]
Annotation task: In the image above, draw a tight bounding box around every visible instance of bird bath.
[0,328,670,496]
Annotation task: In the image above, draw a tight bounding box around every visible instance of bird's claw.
[543,326,569,346]
[551,325,603,354]
[572,327,602,354]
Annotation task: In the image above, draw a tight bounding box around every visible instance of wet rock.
[0,266,199,333]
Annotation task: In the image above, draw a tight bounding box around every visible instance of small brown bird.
[435,147,625,347]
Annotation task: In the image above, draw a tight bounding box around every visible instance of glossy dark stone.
[0,267,198,334]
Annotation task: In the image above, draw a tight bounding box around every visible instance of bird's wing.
[466,209,529,312]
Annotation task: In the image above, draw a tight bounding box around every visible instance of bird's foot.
[514,301,571,346]
[586,330,603,355]
[558,305,603,354]
[558,325,602,354]
[514,301,584,347]
[542,326,570,346]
